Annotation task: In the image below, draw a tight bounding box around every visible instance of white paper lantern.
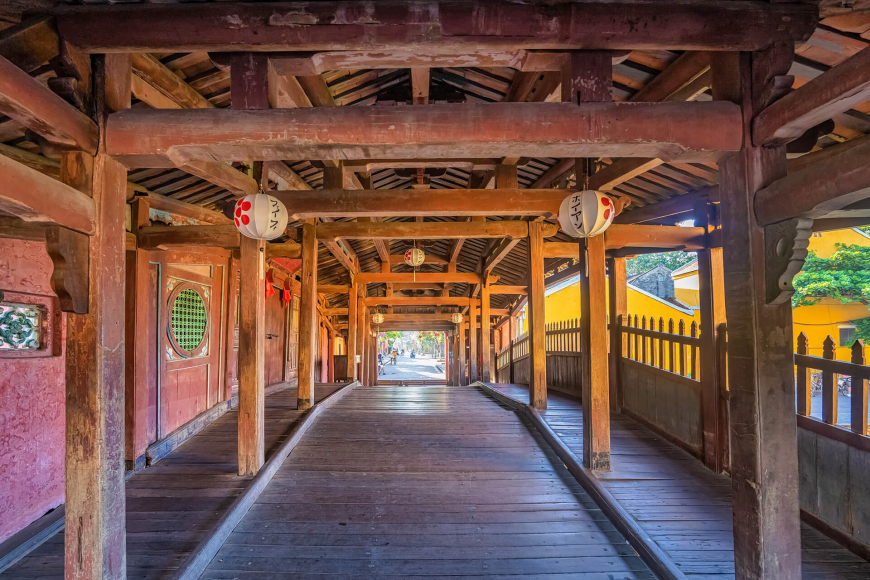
[558,190,615,238]
[372,312,385,324]
[451,313,464,324]
[404,247,425,267]
[233,194,288,240]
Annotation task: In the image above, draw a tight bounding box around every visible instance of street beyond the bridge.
[379,353,446,382]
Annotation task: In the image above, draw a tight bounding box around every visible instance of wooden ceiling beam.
[365,296,471,307]
[529,158,575,189]
[344,158,499,172]
[0,54,98,154]
[491,285,528,295]
[317,284,351,294]
[0,153,95,235]
[614,187,713,225]
[316,220,558,240]
[588,158,664,191]
[357,272,481,284]
[630,51,711,103]
[603,224,707,250]
[266,160,312,190]
[137,224,239,250]
[136,190,232,225]
[131,53,213,109]
[272,188,567,219]
[755,137,870,226]
[543,242,580,260]
[105,102,743,165]
[178,159,258,197]
[753,46,870,147]
[482,237,520,278]
[55,1,816,53]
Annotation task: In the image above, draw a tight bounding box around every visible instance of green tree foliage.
[792,243,870,344]
[626,251,696,277]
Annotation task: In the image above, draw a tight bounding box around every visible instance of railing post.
[796,332,811,416]
[851,340,868,435]
[822,336,838,425]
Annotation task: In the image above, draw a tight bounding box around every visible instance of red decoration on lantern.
[265,269,276,298]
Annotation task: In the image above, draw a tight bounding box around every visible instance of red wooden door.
[286,295,300,379]
[265,288,286,385]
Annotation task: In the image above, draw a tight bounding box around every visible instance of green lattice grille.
[171,288,207,352]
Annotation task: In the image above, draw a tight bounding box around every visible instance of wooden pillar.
[458,322,467,386]
[327,327,335,383]
[508,314,515,384]
[363,309,372,386]
[297,220,318,410]
[357,289,366,385]
[528,221,547,408]
[238,235,266,474]
[713,48,802,579]
[444,331,451,383]
[347,281,358,382]
[607,257,627,412]
[62,54,130,580]
[233,51,270,473]
[468,299,478,382]
[696,201,728,472]
[579,234,611,470]
[481,281,492,382]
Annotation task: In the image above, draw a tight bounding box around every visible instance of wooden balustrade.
[495,321,581,392]
[795,332,869,436]
[618,314,700,381]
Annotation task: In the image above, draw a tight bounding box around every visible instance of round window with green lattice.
[168,284,209,358]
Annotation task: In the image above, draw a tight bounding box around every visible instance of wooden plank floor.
[201,385,655,579]
[485,383,870,579]
[2,383,345,580]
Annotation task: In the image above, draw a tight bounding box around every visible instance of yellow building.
[672,228,870,360]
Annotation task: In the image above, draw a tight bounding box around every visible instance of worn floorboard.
[484,383,870,579]
[202,385,654,578]
[1,383,345,580]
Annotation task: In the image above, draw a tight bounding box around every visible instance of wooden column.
[528,221,547,408]
[297,220,318,410]
[357,289,366,384]
[579,234,611,470]
[468,299,478,383]
[363,309,372,386]
[347,280,358,382]
[458,322,467,386]
[327,327,335,383]
[63,54,130,580]
[234,51,270,473]
[444,331,451,382]
[696,201,728,473]
[508,314,515,384]
[238,235,266,474]
[713,48,802,579]
[480,281,492,382]
[607,257,627,412]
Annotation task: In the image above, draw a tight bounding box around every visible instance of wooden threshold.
[169,381,361,580]
[0,506,64,574]
[145,398,233,466]
[474,382,688,580]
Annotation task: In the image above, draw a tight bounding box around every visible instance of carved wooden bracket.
[45,226,90,314]
[764,217,812,305]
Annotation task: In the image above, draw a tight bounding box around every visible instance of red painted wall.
[0,239,65,544]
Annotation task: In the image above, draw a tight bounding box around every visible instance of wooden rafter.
[316,220,558,240]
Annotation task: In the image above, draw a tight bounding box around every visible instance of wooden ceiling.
[1,1,869,317]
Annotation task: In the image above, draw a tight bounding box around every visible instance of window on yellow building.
[839,325,857,347]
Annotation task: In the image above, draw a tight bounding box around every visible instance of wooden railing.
[795,332,869,436]
[618,314,701,381]
[496,320,582,394]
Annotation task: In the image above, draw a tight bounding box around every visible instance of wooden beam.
[0,16,61,73]
[137,190,232,225]
[543,242,580,260]
[267,60,312,108]
[631,51,711,103]
[482,236,520,277]
[365,296,471,307]
[136,224,239,250]
[273,187,567,219]
[106,102,744,165]
[265,242,302,261]
[316,220,558,240]
[754,136,870,226]
[588,158,663,191]
[0,153,95,235]
[580,234,610,470]
[411,67,429,105]
[356,272,480,284]
[0,54,98,154]
[297,221,318,409]
[131,52,213,109]
[604,224,706,250]
[266,160,312,190]
[613,188,712,225]
[177,160,258,197]
[491,285,527,295]
[528,221,547,408]
[58,2,817,53]
[753,46,870,147]
[529,158,575,189]
[317,284,350,294]
[297,74,335,107]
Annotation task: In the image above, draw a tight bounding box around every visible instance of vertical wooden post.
[696,201,728,471]
[480,282,492,382]
[444,331,451,383]
[327,327,335,383]
[468,299,478,383]
[357,289,366,385]
[347,281,358,382]
[297,220,318,410]
[63,54,130,580]
[458,322,467,386]
[238,235,266,474]
[579,234,610,470]
[713,48,802,579]
[796,333,811,416]
[230,53,269,110]
[851,340,868,435]
[822,336,838,425]
[507,314,515,384]
[607,257,627,412]
[528,221,547,408]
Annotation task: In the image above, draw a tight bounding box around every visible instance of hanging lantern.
[233,194,288,240]
[558,190,615,238]
[404,247,425,268]
[372,312,385,324]
[451,313,464,324]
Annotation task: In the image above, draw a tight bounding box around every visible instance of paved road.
[379,353,446,381]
